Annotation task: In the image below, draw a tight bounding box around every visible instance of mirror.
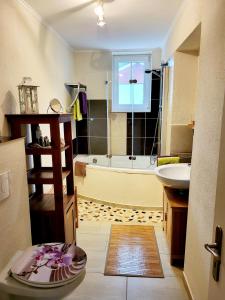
[48,98,63,113]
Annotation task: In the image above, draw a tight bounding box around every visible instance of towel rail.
[65,83,87,111]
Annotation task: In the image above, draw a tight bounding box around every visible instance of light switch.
[0,170,10,202]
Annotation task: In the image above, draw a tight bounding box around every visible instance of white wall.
[0,0,76,136]
[0,138,31,271]
[172,52,198,124]
[163,0,225,299]
[162,51,198,155]
[73,51,112,100]
[163,0,201,62]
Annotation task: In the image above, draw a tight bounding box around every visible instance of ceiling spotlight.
[95,0,104,17]
[97,16,106,27]
[97,15,106,27]
[95,1,106,27]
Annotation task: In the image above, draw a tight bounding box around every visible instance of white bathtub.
[74,155,163,209]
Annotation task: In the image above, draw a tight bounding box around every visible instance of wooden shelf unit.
[6,113,77,245]
[163,187,188,266]
[25,145,70,155]
[27,167,71,184]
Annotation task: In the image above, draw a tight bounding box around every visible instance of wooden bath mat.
[104,225,164,278]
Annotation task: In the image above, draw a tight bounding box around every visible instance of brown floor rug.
[104,225,164,278]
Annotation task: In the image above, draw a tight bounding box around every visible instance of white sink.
[155,163,191,189]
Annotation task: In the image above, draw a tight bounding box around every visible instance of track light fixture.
[95,0,106,27]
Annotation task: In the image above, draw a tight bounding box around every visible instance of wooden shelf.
[26,145,70,155]
[30,193,75,212]
[30,194,55,212]
[27,167,71,184]
[6,113,77,244]
[6,113,72,124]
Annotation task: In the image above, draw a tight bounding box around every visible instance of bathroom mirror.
[48,98,63,113]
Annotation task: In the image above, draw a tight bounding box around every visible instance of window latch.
[129,79,137,84]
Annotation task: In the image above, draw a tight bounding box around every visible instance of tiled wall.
[127,71,161,155]
[76,100,108,154]
[76,71,161,156]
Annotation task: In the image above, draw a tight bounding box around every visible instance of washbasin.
[155,163,191,189]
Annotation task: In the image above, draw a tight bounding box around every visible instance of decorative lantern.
[18,77,39,114]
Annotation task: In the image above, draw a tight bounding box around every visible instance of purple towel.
[78,91,88,115]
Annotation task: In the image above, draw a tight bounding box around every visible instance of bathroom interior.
[0,0,225,300]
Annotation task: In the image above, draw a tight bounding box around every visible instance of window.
[112,54,152,112]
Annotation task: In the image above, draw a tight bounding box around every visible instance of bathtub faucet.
[150,156,157,165]
[129,156,136,160]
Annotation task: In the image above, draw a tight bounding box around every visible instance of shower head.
[145,61,168,75]
[145,69,161,78]
[161,62,169,67]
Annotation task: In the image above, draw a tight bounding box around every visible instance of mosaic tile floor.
[78,198,163,225]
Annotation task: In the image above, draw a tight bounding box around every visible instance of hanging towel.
[157,156,180,166]
[75,161,88,177]
[73,99,83,121]
[78,91,88,115]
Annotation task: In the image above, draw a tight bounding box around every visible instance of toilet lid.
[10,243,87,288]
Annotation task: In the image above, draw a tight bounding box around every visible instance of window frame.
[112,54,152,113]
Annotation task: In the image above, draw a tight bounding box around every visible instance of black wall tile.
[127,112,145,119]
[76,119,88,137]
[146,100,159,118]
[133,119,145,138]
[77,137,88,154]
[146,118,158,138]
[127,138,145,155]
[89,118,107,137]
[76,100,108,155]
[127,119,132,138]
[126,70,161,155]
[127,138,132,155]
[89,137,107,154]
[72,138,78,156]
[127,118,146,138]
[89,100,107,118]
[145,138,158,155]
[133,138,145,155]
[151,79,160,100]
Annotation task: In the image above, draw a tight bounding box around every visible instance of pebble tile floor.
[78,198,163,225]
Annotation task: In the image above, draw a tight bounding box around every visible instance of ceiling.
[25,0,183,51]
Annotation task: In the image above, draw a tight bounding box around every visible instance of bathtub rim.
[74,154,157,174]
[87,164,156,175]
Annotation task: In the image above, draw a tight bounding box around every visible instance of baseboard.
[182,271,194,300]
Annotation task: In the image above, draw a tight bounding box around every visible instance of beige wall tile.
[170,125,193,154]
